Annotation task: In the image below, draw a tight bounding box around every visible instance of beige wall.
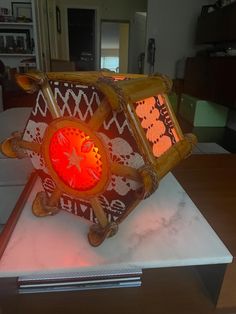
[119,23,129,73]
[145,0,214,78]
[101,49,119,57]
[129,12,146,73]
[57,0,146,20]
[47,0,58,60]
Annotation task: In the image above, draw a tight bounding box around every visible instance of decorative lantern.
[0,71,196,246]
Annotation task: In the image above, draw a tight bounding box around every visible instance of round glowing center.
[49,127,102,191]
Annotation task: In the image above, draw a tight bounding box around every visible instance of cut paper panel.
[135,95,180,157]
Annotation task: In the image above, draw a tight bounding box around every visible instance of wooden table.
[173,154,236,313]
[0,154,235,314]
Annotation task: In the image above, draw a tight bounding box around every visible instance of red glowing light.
[49,127,102,191]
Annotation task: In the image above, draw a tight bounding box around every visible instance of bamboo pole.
[154,134,197,180]
[48,187,62,208]
[47,71,146,84]
[18,140,41,154]
[87,99,111,131]
[90,197,108,228]
[16,72,61,119]
[117,75,172,103]
[111,162,142,182]
[40,81,61,119]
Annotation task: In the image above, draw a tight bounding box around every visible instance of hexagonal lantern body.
[1,72,196,246]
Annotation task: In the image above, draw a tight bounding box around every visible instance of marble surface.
[0,107,31,159]
[0,158,33,186]
[0,158,33,227]
[0,173,232,278]
[0,185,25,224]
[0,108,34,224]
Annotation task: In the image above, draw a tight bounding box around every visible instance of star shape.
[64,147,84,172]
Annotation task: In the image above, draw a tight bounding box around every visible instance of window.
[101,56,119,72]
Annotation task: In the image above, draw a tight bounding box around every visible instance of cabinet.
[0,0,39,73]
[196,2,236,44]
[179,93,229,127]
[184,56,236,109]
[185,2,236,110]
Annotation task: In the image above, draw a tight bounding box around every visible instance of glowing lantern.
[0,71,196,246]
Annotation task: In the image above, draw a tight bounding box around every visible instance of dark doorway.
[67,8,95,71]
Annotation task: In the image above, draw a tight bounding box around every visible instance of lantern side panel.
[23,80,144,223]
[134,95,180,158]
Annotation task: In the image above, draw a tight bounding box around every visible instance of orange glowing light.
[135,96,180,157]
[49,127,102,191]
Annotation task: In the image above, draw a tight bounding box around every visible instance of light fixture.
[0,71,196,246]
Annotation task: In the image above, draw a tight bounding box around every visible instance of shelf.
[196,2,236,44]
[0,54,35,57]
[0,0,39,71]
[0,22,33,27]
[184,56,236,109]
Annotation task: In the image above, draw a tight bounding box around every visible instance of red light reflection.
[49,127,102,191]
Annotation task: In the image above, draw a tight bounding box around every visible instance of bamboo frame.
[116,75,172,103]
[48,187,62,208]
[0,137,18,158]
[154,134,197,180]
[111,162,142,182]
[18,140,41,154]
[87,99,112,131]
[90,197,108,228]
[16,72,61,119]
[0,136,41,157]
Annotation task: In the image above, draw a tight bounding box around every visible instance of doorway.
[67,8,95,71]
[100,21,129,73]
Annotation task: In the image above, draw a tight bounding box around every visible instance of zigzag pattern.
[31,91,49,117]
[55,88,100,120]
[32,83,130,135]
[103,111,130,134]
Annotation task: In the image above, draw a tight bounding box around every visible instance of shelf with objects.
[0,0,39,74]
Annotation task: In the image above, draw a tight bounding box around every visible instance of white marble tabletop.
[0,108,31,139]
[0,107,32,159]
[0,107,33,185]
[0,108,34,226]
[0,173,232,278]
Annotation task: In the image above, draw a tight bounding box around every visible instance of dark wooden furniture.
[196,2,236,44]
[184,2,236,109]
[0,154,235,314]
[3,90,36,110]
[184,56,236,109]
[1,77,35,110]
